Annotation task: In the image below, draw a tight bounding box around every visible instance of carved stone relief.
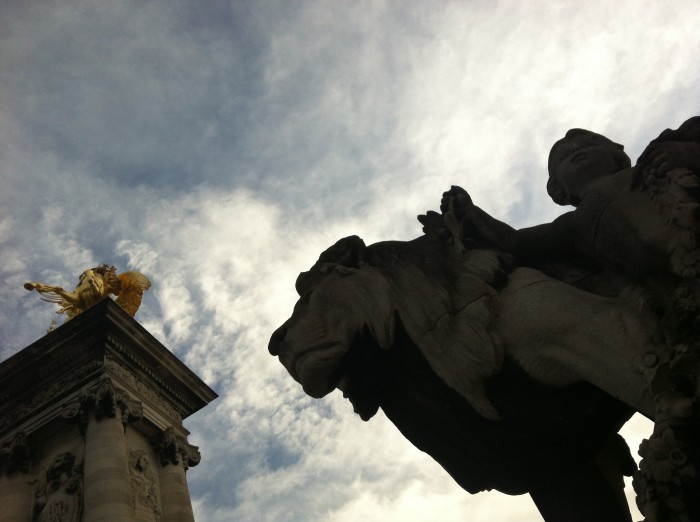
[0,360,102,432]
[269,116,700,522]
[129,449,162,521]
[32,451,83,522]
[154,427,201,470]
[62,377,143,434]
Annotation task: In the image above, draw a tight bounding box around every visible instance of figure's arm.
[467,205,577,263]
[439,186,576,263]
[463,205,518,251]
[509,214,577,263]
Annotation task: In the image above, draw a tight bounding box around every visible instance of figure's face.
[549,133,629,203]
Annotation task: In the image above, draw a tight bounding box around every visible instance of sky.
[1,1,699,520]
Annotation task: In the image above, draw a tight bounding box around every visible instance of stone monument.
[0,297,217,521]
[269,117,700,522]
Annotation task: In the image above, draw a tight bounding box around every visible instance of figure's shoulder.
[570,170,632,214]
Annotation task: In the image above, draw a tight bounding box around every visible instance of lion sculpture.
[269,233,661,522]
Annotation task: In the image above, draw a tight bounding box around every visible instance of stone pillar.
[0,432,32,522]
[83,378,141,521]
[155,427,201,522]
[159,463,194,522]
[84,413,132,520]
[0,474,32,522]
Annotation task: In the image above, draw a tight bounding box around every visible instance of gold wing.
[115,271,151,316]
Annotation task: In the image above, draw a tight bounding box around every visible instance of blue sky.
[2,1,700,520]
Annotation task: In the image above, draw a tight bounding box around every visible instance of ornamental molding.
[62,377,143,434]
[105,356,181,424]
[0,360,102,436]
[153,427,201,470]
[105,335,197,412]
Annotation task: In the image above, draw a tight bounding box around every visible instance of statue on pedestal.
[24,264,151,322]
[269,117,700,521]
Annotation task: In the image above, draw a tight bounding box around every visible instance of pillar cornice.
[0,299,217,441]
[154,427,201,470]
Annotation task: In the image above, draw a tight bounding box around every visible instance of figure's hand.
[642,141,700,179]
[440,185,474,220]
[417,211,450,239]
[439,186,476,256]
[420,186,480,255]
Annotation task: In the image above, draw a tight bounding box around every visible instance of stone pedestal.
[0,299,217,521]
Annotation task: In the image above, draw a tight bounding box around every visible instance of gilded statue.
[24,264,151,320]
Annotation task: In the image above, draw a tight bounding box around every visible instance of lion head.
[269,235,507,420]
[269,236,395,419]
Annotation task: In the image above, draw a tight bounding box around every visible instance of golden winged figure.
[24,264,151,321]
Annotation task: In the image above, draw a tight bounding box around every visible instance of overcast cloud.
[2,1,699,520]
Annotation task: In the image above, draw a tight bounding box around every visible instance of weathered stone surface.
[270,117,700,522]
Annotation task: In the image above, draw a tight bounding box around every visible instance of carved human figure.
[33,452,83,522]
[271,118,700,522]
[432,117,700,521]
[24,264,151,321]
[129,449,162,521]
[439,117,700,320]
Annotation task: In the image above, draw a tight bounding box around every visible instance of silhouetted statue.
[270,117,700,522]
[435,117,700,521]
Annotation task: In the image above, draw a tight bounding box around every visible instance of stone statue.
[270,117,700,522]
[271,233,657,521]
[437,117,700,324]
[24,264,151,321]
[435,116,700,521]
[32,452,83,522]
